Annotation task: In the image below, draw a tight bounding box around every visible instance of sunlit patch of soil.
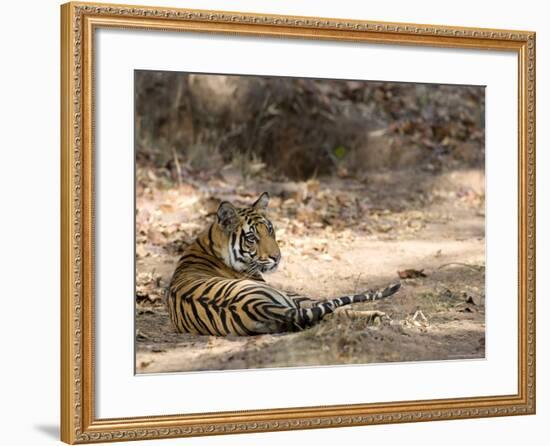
[135,168,485,373]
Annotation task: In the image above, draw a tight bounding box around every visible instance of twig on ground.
[412,310,428,322]
[172,147,182,187]
[437,262,484,272]
[353,273,363,294]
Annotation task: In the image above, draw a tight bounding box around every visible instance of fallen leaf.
[398,269,427,279]
[139,360,152,369]
[159,203,174,213]
[136,329,151,341]
[460,307,474,313]
[319,253,334,262]
[136,244,149,258]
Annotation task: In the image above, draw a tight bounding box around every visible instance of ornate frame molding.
[61,2,536,443]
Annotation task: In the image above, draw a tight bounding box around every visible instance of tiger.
[166,192,401,336]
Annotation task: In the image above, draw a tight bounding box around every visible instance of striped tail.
[293,282,401,329]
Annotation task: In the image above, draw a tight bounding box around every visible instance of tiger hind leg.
[289,282,401,330]
[332,308,389,325]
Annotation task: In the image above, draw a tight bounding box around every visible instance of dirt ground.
[135,167,485,374]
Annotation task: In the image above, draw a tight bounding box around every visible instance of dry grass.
[136,263,485,373]
[135,72,485,180]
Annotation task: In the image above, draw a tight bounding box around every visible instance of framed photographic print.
[60,1,536,443]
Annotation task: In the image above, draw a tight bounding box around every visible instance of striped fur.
[167,192,401,336]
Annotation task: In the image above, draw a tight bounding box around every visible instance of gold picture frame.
[60,2,536,443]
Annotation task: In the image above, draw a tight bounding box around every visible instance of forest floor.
[135,167,485,374]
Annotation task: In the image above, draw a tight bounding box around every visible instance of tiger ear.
[217,201,240,232]
[252,192,269,210]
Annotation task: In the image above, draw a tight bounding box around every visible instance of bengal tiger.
[166,192,401,336]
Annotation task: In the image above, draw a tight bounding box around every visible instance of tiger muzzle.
[259,254,280,272]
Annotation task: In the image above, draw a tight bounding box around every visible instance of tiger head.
[215,192,281,274]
